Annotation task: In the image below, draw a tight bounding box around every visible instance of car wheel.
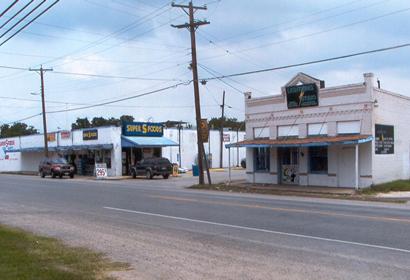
[146,170,152,179]
[52,172,56,178]
[59,174,63,179]
[70,173,74,179]
[163,174,169,179]
[40,170,45,178]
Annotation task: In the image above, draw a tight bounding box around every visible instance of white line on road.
[104,206,410,254]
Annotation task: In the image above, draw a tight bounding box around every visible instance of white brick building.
[227,72,410,188]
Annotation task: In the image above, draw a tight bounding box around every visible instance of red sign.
[61,131,71,139]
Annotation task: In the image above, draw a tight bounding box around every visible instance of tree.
[71,115,136,129]
[71,118,91,130]
[208,117,245,131]
[0,123,38,138]
[120,115,134,123]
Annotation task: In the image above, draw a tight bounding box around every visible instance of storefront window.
[255,147,270,172]
[309,147,328,173]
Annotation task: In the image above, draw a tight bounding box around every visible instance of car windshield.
[51,158,68,164]
[158,158,170,164]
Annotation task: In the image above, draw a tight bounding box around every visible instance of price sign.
[95,163,108,179]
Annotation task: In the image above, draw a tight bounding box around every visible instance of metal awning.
[7,144,113,153]
[225,135,373,148]
[121,136,178,148]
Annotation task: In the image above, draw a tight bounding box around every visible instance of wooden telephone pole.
[171,1,211,185]
[29,65,53,158]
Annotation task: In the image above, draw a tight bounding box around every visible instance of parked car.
[130,157,172,179]
[241,158,246,169]
[39,157,75,179]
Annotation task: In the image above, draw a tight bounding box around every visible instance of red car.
[39,158,75,179]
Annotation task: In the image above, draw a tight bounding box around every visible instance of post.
[228,147,231,184]
[178,123,182,168]
[219,90,225,168]
[354,144,359,190]
[236,128,239,167]
[30,65,53,158]
[171,2,210,185]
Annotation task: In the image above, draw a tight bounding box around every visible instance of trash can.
[192,165,199,176]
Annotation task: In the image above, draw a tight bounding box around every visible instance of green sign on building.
[286,83,319,109]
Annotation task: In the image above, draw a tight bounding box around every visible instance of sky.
[0,0,409,132]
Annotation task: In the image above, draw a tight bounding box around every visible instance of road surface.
[1,173,410,279]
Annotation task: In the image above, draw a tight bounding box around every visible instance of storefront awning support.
[354,144,359,190]
[228,147,231,185]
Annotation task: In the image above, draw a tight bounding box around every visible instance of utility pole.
[219,90,225,168]
[171,1,210,185]
[29,65,53,158]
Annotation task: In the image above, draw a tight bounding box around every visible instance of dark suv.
[130,157,172,179]
[39,157,75,179]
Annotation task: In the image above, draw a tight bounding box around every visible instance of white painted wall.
[162,129,246,169]
[372,88,410,184]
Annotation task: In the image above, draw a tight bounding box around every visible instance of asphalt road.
[1,173,410,279]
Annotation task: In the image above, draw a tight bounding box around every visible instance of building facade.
[228,72,410,188]
[0,123,245,176]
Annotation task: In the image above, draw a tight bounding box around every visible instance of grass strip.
[0,224,129,280]
[359,180,410,195]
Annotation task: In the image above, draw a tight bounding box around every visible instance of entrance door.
[279,148,299,184]
[338,146,355,187]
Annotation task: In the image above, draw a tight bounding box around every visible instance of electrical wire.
[0,0,60,47]
[0,0,35,30]
[203,43,410,81]
[0,0,19,18]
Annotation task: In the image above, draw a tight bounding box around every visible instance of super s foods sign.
[122,122,163,137]
[0,139,18,160]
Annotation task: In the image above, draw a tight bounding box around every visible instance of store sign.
[83,129,98,141]
[286,83,318,109]
[47,133,56,142]
[95,163,108,179]
[61,131,71,139]
[122,122,163,137]
[375,124,394,154]
[223,133,230,142]
[200,119,209,143]
[0,139,17,160]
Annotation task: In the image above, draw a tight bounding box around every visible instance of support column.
[354,144,359,190]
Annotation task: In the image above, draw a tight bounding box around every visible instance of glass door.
[279,147,299,184]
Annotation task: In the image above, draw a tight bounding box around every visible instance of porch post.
[354,144,359,190]
[228,147,231,184]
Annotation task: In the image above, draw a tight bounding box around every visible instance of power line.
[51,70,185,82]
[1,81,191,125]
[0,0,47,41]
[0,0,60,47]
[0,0,19,18]
[0,0,35,30]
[203,43,410,81]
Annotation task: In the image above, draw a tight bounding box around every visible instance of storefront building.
[228,72,410,188]
[0,122,246,176]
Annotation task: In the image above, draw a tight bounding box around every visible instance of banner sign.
[122,122,163,137]
[47,133,56,142]
[0,139,18,160]
[200,119,209,143]
[375,124,394,154]
[83,129,98,141]
[60,131,71,139]
[286,83,318,109]
[95,163,108,179]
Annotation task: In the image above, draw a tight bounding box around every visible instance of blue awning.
[226,135,373,148]
[121,136,178,148]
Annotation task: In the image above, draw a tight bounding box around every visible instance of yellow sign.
[47,133,56,142]
[200,119,209,143]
